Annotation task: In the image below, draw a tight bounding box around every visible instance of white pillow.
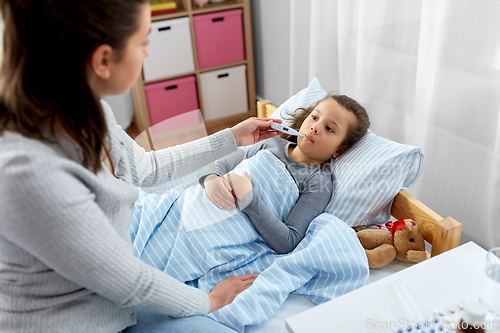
[269,78,423,226]
[269,77,327,123]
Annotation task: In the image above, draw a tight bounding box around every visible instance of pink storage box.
[144,76,200,132]
[193,9,245,69]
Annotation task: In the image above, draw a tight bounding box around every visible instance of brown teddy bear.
[354,218,429,268]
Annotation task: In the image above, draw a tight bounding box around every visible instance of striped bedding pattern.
[325,130,423,227]
[208,213,369,331]
[129,150,369,331]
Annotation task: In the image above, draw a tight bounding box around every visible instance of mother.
[0,1,280,332]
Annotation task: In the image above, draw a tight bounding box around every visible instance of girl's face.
[296,98,356,164]
[103,3,151,96]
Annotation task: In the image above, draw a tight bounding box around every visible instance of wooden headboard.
[257,100,462,257]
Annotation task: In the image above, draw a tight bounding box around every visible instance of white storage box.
[199,65,248,121]
[143,17,195,82]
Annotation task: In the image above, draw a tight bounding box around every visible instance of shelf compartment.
[144,75,200,129]
[193,9,245,69]
[143,17,195,82]
[191,0,243,15]
[199,65,248,121]
[150,0,189,21]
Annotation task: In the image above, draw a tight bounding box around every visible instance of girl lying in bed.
[201,94,370,254]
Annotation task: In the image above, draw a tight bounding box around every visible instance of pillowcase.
[269,78,423,227]
[268,77,327,121]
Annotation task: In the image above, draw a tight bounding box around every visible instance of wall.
[102,92,135,130]
[251,1,339,106]
[251,0,292,105]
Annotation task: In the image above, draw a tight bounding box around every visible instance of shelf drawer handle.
[217,73,229,79]
[164,85,178,90]
[212,17,224,22]
[158,26,171,32]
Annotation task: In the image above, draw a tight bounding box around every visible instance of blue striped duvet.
[129,150,369,332]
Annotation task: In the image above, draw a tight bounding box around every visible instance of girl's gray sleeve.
[239,174,332,254]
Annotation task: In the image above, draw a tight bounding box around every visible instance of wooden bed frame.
[257,99,462,257]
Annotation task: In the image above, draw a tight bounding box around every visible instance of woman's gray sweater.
[0,101,237,333]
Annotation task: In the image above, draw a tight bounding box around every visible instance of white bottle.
[457,301,486,333]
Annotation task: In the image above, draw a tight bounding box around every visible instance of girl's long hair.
[281,94,371,153]
[0,0,148,173]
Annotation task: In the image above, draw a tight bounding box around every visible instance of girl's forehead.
[312,99,356,128]
[314,99,345,116]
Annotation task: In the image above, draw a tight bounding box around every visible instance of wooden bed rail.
[391,190,461,257]
[257,100,276,118]
[257,99,462,257]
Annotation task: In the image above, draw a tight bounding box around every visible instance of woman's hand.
[224,172,253,200]
[204,174,236,210]
[208,273,259,313]
[230,117,282,147]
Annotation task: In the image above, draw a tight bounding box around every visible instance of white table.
[285,242,487,333]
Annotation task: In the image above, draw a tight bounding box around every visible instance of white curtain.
[289,0,500,249]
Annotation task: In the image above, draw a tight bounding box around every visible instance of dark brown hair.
[281,94,370,154]
[0,0,149,173]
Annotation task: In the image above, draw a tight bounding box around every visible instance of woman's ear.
[89,44,114,80]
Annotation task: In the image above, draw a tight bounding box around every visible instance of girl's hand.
[230,118,282,147]
[208,273,259,312]
[224,172,253,200]
[204,174,236,210]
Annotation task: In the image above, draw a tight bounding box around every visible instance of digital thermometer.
[271,122,305,137]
